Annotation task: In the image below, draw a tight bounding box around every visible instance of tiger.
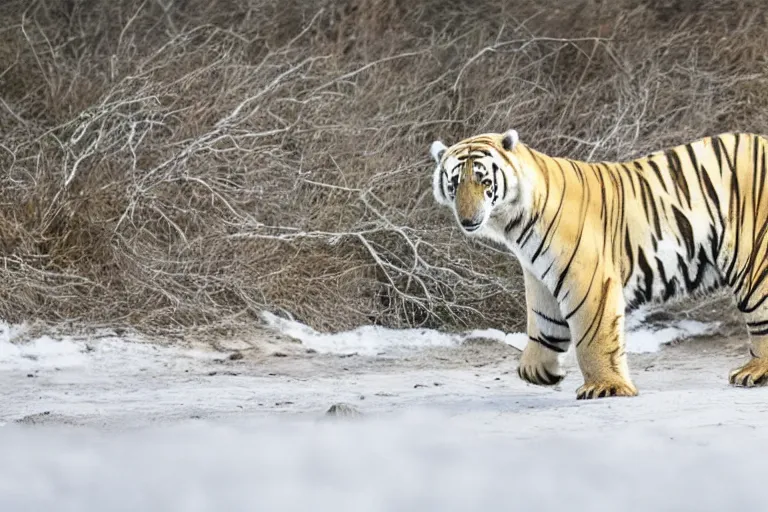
[429,129,768,399]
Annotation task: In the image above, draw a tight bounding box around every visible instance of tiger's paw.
[576,379,638,400]
[516,338,567,386]
[729,358,768,387]
[517,358,565,386]
[517,364,565,386]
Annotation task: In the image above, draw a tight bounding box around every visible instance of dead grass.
[0,0,766,333]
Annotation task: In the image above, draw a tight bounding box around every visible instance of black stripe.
[752,136,760,222]
[606,345,623,377]
[684,143,701,174]
[496,163,508,201]
[516,213,540,246]
[749,137,760,253]
[553,162,590,299]
[737,261,768,313]
[655,257,677,301]
[531,187,566,263]
[612,163,626,260]
[751,210,768,256]
[529,336,568,353]
[730,215,767,297]
[623,227,634,287]
[524,152,553,242]
[638,175,663,239]
[637,171,652,226]
[505,212,524,232]
[529,152,553,217]
[620,164,637,197]
[637,249,654,303]
[643,159,668,192]
[700,168,721,215]
[540,333,570,345]
[519,224,537,247]
[711,135,723,175]
[678,247,709,293]
[749,326,768,337]
[666,149,692,208]
[575,279,611,348]
[598,167,613,254]
[724,137,741,283]
[671,205,695,260]
[732,257,753,298]
[707,226,721,263]
[746,319,768,327]
[564,259,600,320]
[758,142,767,202]
[595,164,607,222]
[538,161,569,256]
[721,133,740,175]
[533,309,569,327]
[738,290,768,314]
[694,166,718,238]
[439,169,450,201]
[465,149,491,158]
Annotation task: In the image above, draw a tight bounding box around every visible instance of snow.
[261,311,492,355]
[0,333,87,371]
[624,306,719,353]
[262,307,719,355]
[1,411,768,511]
[0,329,217,373]
[0,314,764,511]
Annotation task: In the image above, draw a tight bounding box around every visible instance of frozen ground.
[1,312,767,511]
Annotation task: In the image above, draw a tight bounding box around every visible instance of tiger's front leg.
[565,273,638,399]
[517,270,570,386]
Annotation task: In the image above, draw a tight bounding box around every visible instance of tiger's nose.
[460,218,482,231]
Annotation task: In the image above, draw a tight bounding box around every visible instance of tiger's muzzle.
[455,178,488,233]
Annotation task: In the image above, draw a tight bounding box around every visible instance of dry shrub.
[0,0,766,332]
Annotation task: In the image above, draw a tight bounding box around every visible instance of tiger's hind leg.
[725,215,768,387]
[517,269,570,387]
[729,304,768,388]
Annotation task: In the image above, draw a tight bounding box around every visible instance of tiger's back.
[541,133,767,311]
[429,130,768,399]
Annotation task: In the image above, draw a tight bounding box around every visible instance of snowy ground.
[1,312,768,511]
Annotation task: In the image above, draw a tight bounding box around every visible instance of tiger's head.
[429,129,524,234]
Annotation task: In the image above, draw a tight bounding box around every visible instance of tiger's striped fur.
[429,130,768,399]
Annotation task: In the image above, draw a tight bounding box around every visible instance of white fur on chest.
[476,215,557,287]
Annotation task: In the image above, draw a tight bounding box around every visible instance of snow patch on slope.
[0,323,219,373]
[263,308,718,356]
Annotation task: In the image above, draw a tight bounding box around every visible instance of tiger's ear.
[501,129,519,151]
[430,141,447,163]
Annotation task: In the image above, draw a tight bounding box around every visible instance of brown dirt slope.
[0,0,765,332]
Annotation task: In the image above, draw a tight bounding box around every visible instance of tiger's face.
[429,130,521,234]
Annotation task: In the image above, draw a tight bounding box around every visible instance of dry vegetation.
[0,0,766,333]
